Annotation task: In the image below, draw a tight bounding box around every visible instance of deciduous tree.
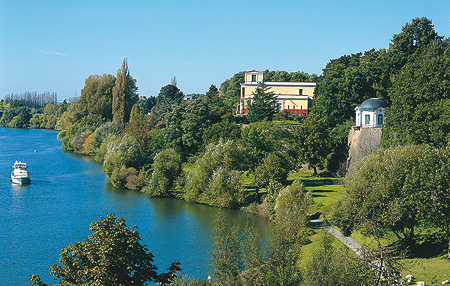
[112,58,138,128]
[28,213,180,286]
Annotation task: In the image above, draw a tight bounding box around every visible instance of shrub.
[145,148,182,197]
[254,153,289,187]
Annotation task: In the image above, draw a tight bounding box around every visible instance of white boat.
[10,161,31,184]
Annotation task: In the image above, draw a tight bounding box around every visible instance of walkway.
[310,219,364,257]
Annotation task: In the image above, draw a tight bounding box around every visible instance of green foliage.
[294,113,329,175]
[112,58,138,128]
[219,71,245,108]
[209,212,242,285]
[103,134,142,188]
[272,180,312,248]
[331,145,448,246]
[263,180,312,285]
[29,213,180,286]
[303,233,376,286]
[158,84,184,104]
[262,69,319,83]
[264,181,283,220]
[390,17,443,57]
[246,82,277,123]
[149,84,184,129]
[90,121,122,158]
[184,140,246,207]
[70,129,93,153]
[145,148,182,197]
[383,56,450,148]
[0,106,32,128]
[79,74,116,122]
[239,121,295,170]
[326,121,352,176]
[254,153,289,188]
[313,48,392,128]
[205,167,244,208]
[202,120,242,147]
[125,103,152,155]
[180,99,212,155]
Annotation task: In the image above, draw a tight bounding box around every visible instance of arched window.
[377,114,384,126]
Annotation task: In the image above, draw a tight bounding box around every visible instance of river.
[0,127,270,285]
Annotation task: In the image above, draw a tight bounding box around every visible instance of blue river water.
[0,127,270,285]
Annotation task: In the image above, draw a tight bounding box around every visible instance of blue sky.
[1,0,449,100]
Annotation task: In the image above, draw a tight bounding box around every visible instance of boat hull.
[10,176,31,184]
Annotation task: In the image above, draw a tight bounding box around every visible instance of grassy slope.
[292,169,450,285]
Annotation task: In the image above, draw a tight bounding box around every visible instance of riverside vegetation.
[1,17,449,285]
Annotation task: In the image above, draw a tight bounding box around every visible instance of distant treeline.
[3,91,57,108]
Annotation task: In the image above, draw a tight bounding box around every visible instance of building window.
[242,88,245,97]
[299,89,303,95]
[377,114,384,126]
[251,75,257,82]
[365,114,370,125]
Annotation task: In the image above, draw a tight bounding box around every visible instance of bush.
[254,153,289,187]
[204,167,244,208]
[145,148,182,197]
[184,140,245,204]
[89,121,121,156]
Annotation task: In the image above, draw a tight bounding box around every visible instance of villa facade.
[238,70,316,114]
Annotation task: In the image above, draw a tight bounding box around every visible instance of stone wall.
[347,127,382,173]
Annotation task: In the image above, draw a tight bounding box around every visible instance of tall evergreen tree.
[112,58,138,128]
[246,82,277,123]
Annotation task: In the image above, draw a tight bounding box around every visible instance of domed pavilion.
[355,98,388,128]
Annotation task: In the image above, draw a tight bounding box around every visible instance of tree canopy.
[28,213,180,286]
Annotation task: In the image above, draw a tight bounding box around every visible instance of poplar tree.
[112,58,138,128]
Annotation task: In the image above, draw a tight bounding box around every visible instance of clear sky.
[1,0,449,100]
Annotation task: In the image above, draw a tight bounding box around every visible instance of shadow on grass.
[312,194,326,198]
[311,189,336,194]
[387,236,448,259]
[406,241,448,259]
[303,178,340,186]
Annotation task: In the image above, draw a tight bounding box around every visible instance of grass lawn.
[288,169,450,285]
[288,169,345,218]
[350,231,450,284]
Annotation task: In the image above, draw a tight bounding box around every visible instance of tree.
[125,103,152,155]
[145,148,182,197]
[205,84,219,103]
[246,82,277,123]
[254,152,289,188]
[28,213,180,286]
[79,74,116,123]
[112,58,138,128]
[209,212,243,286]
[184,140,246,205]
[181,99,212,155]
[382,56,450,148]
[157,84,184,104]
[332,145,434,246]
[390,17,443,57]
[219,71,245,108]
[303,233,376,286]
[263,180,311,285]
[294,113,329,175]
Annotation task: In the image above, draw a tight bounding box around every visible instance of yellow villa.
[238,70,316,114]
